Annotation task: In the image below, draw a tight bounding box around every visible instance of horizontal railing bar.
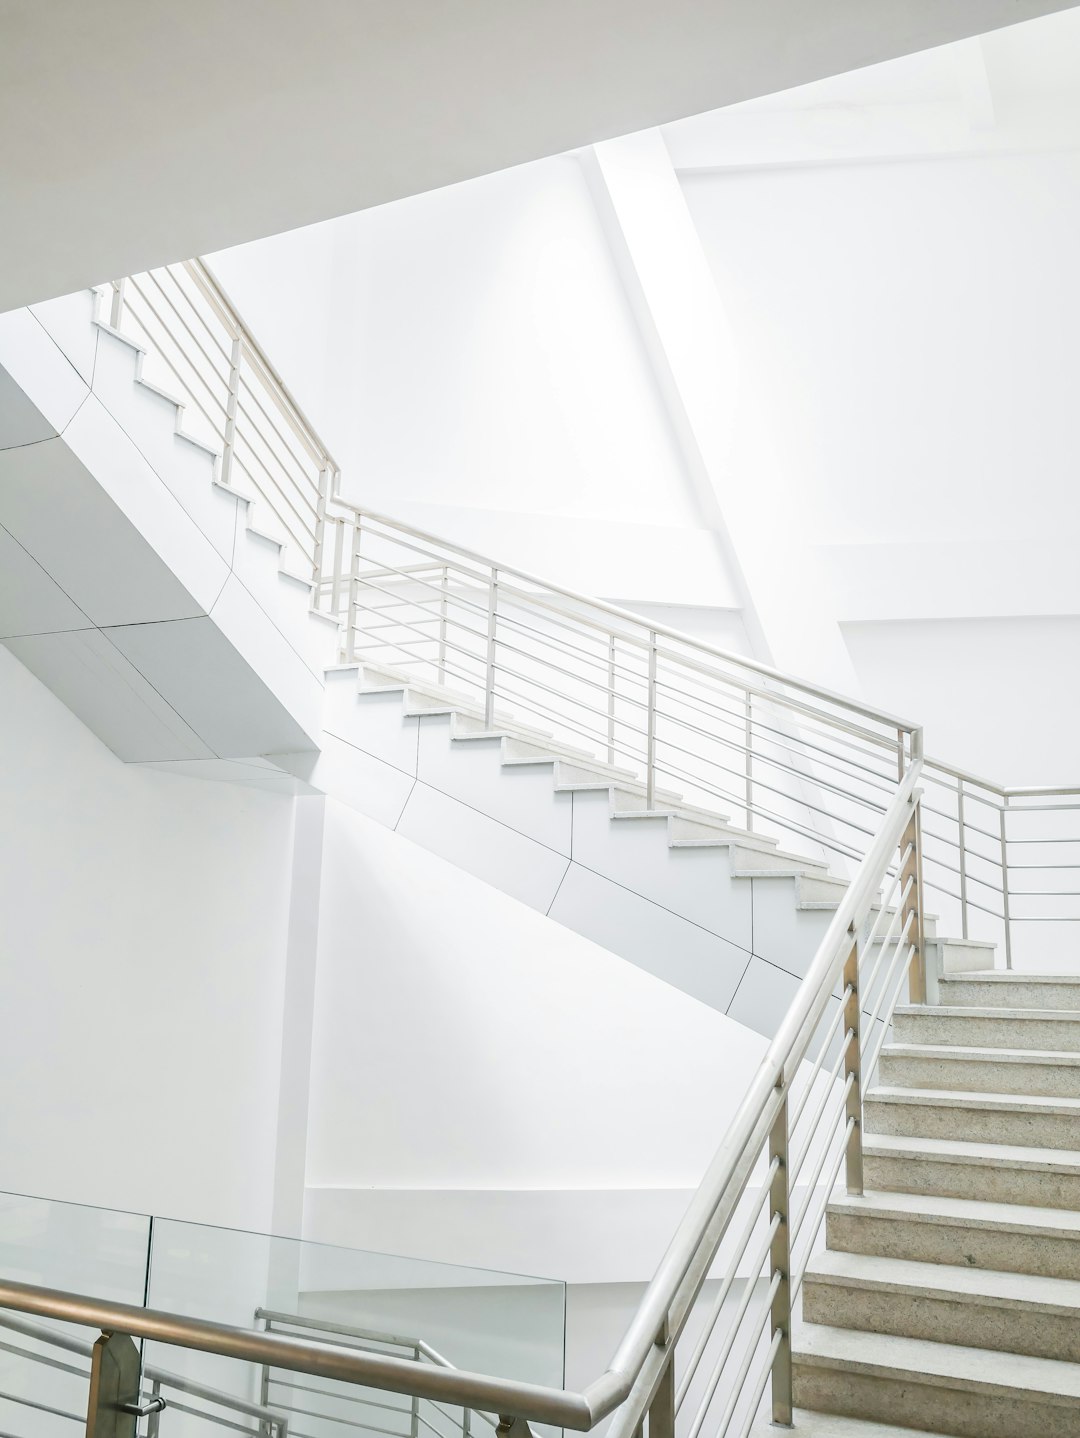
[234,402,322,516]
[342,506,920,735]
[236,366,322,478]
[0,1388,82,1424]
[142,268,233,378]
[231,444,319,537]
[267,1380,410,1411]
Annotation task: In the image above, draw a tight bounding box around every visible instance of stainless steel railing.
[102,260,339,572]
[74,250,1078,1434]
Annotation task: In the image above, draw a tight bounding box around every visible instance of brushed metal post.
[345,517,362,664]
[901,799,926,1004]
[86,1332,140,1438]
[646,633,658,810]
[109,278,127,330]
[607,634,617,767]
[484,569,499,728]
[768,1090,793,1427]
[438,567,450,685]
[313,466,330,583]
[1000,801,1013,969]
[957,778,969,941]
[220,335,242,488]
[842,927,863,1194]
[647,1351,674,1438]
[744,692,754,831]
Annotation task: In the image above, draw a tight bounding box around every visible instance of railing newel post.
[220,334,242,489]
[1000,799,1013,969]
[109,278,127,330]
[607,633,617,767]
[484,569,499,728]
[768,1086,793,1428]
[900,795,926,1004]
[438,566,450,686]
[646,632,658,810]
[842,924,864,1195]
[346,516,362,665]
[744,691,754,831]
[646,1349,675,1438]
[313,466,330,583]
[958,778,969,941]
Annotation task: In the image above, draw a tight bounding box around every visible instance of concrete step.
[878,1042,1080,1098]
[826,1189,1080,1280]
[749,1412,954,1438]
[864,1085,1080,1151]
[939,972,1080,1011]
[863,1131,1080,1210]
[893,1004,1080,1053]
[793,1321,1080,1438]
[802,1249,1080,1363]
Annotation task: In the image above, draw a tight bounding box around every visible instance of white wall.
[0,647,296,1231]
[672,18,1080,783]
[302,797,767,1280]
[208,153,739,610]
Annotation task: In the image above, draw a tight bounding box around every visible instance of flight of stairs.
[787,970,1080,1437]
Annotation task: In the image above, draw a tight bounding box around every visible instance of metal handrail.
[330,504,918,738]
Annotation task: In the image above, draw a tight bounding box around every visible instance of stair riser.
[941,980,1080,1011]
[827,1207,1080,1280]
[863,1099,1080,1151]
[878,1051,1080,1098]
[865,1153,1080,1211]
[793,1364,1075,1438]
[802,1278,1080,1363]
[894,1011,1080,1052]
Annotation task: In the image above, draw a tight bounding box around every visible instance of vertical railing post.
[1000,800,1013,970]
[900,796,926,1004]
[958,778,969,941]
[146,1381,163,1438]
[769,1088,793,1427]
[842,926,864,1194]
[346,516,362,664]
[313,465,330,583]
[220,334,242,488]
[646,632,658,809]
[744,691,754,832]
[109,278,127,330]
[438,566,450,686]
[484,568,499,728]
[607,633,617,767]
[647,1350,675,1438]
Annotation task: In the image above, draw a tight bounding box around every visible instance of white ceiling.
[2,0,1078,311]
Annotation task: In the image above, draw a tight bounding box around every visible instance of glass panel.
[0,1190,152,1438]
[141,1221,565,1438]
[0,1195,565,1438]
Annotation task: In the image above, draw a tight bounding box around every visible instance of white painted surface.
[6,0,1063,312]
[0,647,294,1230]
[302,798,768,1272]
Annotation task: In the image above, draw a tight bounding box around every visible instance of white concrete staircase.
[788,970,1080,1437]
[278,659,994,1037]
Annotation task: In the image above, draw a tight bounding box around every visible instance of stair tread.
[883,1041,1080,1064]
[867,1084,1080,1114]
[829,1187,1080,1236]
[807,1249,1080,1312]
[940,972,1080,985]
[750,1412,955,1438]
[794,1320,1080,1398]
[864,1130,1080,1172]
[895,1003,1080,1022]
